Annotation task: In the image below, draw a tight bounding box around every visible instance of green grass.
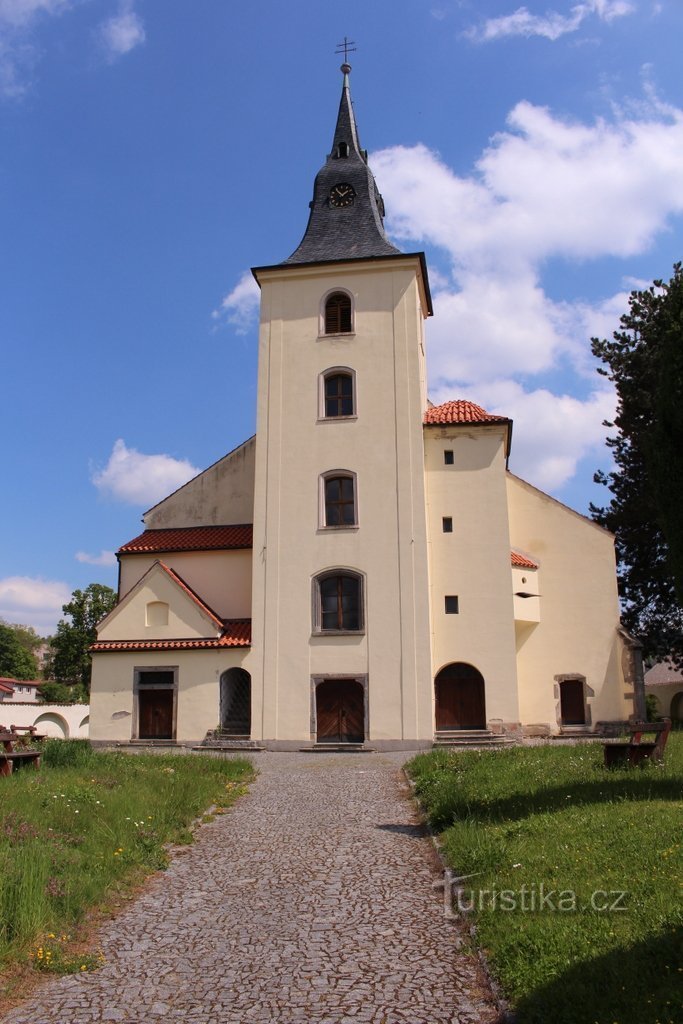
[408,736,683,1024]
[0,741,252,978]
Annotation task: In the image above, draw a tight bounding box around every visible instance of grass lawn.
[0,740,252,987]
[408,734,682,1024]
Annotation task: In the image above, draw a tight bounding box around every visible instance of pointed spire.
[331,63,362,161]
[282,63,400,265]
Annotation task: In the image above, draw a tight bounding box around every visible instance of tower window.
[442,517,453,533]
[323,370,355,417]
[314,571,363,632]
[324,292,353,334]
[337,142,349,158]
[323,473,357,527]
[445,595,459,614]
[444,450,454,465]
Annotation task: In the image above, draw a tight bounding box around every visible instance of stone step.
[433,730,512,748]
[300,744,376,753]
[198,739,265,750]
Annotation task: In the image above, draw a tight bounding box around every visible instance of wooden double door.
[435,663,486,731]
[138,688,174,739]
[316,679,365,743]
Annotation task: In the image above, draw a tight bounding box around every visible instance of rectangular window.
[445,595,459,614]
[442,517,453,533]
[444,449,454,465]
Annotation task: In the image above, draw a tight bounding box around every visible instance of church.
[89,64,635,750]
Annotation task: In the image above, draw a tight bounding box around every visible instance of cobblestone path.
[3,752,500,1024]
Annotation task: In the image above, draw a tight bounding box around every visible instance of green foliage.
[0,624,38,681]
[42,740,95,768]
[0,751,252,975]
[46,584,117,691]
[0,621,43,659]
[408,740,683,1024]
[37,682,86,705]
[645,693,661,722]
[592,264,683,665]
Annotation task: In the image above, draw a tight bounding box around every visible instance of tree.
[591,264,683,666]
[0,623,38,680]
[46,583,117,695]
[0,619,43,661]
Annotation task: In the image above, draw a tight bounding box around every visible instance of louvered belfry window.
[324,292,352,334]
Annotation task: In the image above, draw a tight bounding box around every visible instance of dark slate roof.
[283,65,400,265]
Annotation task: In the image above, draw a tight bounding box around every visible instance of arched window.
[324,291,353,334]
[314,571,363,632]
[322,472,357,527]
[336,142,349,158]
[322,370,355,418]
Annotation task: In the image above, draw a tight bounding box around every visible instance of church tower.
[249,63,434,747]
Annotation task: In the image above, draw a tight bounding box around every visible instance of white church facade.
[89,66,635,749]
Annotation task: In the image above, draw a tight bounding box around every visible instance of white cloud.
[0,0,73,96]
[431,379,617,490]
[75,550,117,568]
[371,93,683,492]
[0,0,71,29]
[373,103,683,272]
[0,576,72,636]
[212,271,260,334]
[98,0,145,61]
[467,1,634,43]
[92,439,200,507]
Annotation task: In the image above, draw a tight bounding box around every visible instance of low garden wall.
[0,702,89,739]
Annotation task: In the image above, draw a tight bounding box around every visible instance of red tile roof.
[511,551,539,570]
[91,619,252,653]
[0,680,15,694]
[118,525,253,555]
[424,400,510,426]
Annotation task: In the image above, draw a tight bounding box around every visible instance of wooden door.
[316,679,364,743]
[560,679,586,725]
[138,689,174,739]
[435,664,486,730]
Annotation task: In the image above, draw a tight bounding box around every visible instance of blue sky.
[1,0,681,635]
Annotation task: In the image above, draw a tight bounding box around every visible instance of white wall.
[1,703,89,739]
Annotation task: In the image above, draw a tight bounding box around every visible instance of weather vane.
[335,37,356,64]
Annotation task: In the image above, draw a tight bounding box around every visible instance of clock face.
[329,183,356,208]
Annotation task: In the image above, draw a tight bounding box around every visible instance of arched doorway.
[670,691,683,723]
[435,663,486,731]
[316,679,364,743]
[220,669,251,736]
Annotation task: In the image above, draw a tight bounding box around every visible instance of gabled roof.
[511,551,539,570]
[91,619,251,652]
[0,679,15,694]
[118,524,253,555]
[424,400,510,426]
[96,560,225,639]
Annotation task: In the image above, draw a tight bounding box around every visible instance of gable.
[97,561,223,643]
[144,436,256,529]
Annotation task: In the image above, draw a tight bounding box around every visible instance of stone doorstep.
[299,744,376,753]
[433,730,513,748]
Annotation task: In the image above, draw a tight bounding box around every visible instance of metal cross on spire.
[335,37,356,64]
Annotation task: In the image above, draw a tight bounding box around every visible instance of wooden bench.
[603,719,671,767]
[0,728,42,777]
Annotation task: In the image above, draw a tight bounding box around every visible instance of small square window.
[444,450,454,465]
[445,595,459,614]
[442,517,453,533]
